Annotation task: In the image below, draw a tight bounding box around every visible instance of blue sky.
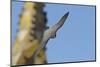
[12,1,96,63]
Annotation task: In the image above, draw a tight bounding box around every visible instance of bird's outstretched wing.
[33,12,69,59]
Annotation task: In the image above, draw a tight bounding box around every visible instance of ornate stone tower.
[12,2,47,65]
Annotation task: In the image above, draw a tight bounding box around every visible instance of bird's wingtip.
[64,12,69,17]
